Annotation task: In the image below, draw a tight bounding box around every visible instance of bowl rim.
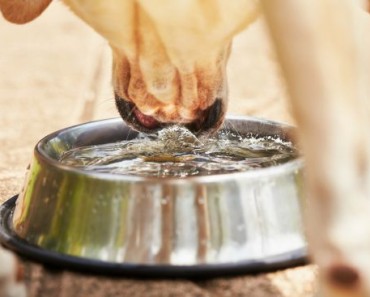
[34,115,304,184]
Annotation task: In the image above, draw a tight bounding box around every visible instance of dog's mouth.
[114,96,162,133]
[132,108,160,130]
[115,94,225,134]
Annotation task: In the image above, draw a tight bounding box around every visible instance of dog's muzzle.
[115,94,225,134]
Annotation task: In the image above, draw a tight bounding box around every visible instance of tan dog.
[0,0,259,133]
[262,1,370,297]
[1,1,370,297]
[0,248,25,297]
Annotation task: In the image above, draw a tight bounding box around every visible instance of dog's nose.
[115,93,225,134]
[185,98,225,133]
[202,99,224,131]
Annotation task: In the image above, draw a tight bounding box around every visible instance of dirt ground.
[0,2,317,296]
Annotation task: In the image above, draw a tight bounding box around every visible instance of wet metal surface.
[11,117,305,268]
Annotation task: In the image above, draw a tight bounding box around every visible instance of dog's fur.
[262,1,370,297]
[0,248,25,297]
[0,0,260,132]
[1,0,370,296]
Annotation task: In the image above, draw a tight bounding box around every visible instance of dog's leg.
[0,247,26,297]
[261,0,370,296]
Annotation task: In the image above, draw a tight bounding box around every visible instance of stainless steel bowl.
[0,116,306,276]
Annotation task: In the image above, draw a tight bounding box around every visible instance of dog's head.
[0,0,259,133]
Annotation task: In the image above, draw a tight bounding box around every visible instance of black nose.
[186,99,225,133]
[115,94,132,120]
[115,93,225,134]
[203,99,224,130]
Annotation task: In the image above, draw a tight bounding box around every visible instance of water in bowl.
[59,125,298,177]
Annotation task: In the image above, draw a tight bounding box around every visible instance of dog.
[0,248,25,297]
[262,1,370,297]
[1,0,370,296]
[0,0,260,134]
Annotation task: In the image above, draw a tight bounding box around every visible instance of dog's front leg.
[261,0,370,296]
[0,247,26,297]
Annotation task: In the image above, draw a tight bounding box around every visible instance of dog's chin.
[114,94,225,134]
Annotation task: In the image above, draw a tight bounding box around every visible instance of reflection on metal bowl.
[0,116,306,277]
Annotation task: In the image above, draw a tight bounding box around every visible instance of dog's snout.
[185,98,225,134]
[115,92,226,134]
[202,99,224,131]
[115,94,163,133]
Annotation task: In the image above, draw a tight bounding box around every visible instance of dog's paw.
[0,247,26,297]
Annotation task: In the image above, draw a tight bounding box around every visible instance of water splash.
[59,125,298,177]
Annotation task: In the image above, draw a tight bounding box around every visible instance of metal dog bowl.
[0,116,306,277]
